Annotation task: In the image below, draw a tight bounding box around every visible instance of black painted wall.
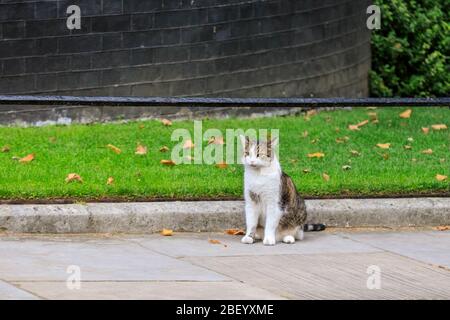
[0,0,371,98]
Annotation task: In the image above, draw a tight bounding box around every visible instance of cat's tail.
[303,223,326,232]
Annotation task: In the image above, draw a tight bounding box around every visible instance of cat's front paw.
[241,235,254,244]
[263,236,276,246]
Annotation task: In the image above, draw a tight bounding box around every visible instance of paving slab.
[0,280,39,300]
[0,237,228,282]
[184,252,450,299]
[13,281,284,300]
[342,231,450,268]
[128,232,381,257]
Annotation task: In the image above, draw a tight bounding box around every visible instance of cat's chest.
[245,172,280,196]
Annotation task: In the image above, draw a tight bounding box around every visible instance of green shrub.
[370,0,449,97]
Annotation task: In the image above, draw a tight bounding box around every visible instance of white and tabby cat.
[239,135,325,245]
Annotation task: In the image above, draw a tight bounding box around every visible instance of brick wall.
[0,0,372,98]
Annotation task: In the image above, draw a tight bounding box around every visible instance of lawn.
[0,107,448,202]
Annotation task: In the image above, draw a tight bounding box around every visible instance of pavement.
[1,228,449,300]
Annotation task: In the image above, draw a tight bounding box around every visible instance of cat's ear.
[239,135,247,147]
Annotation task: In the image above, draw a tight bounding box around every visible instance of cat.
[239,135,325,245]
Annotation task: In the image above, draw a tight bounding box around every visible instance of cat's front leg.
[263,203,282,246]
[241,202,258,244]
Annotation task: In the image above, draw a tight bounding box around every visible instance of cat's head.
[239,135,279,168]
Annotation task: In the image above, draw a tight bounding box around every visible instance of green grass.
[0,107,448,201]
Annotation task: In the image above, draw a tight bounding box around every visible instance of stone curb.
[0,198,449,233]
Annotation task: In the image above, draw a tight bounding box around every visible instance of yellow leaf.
[350,150,360,156]
[159,146,169,152]
[1,145,10,153]
[208,239,222,245]
[107,144,121,154]
[302,168,311,173]
[225,229,245,235]
[106,177,114,185]
[160,159,176,166]
[161,229,173,236]
[19,153,35,163]
[376,143,391,149]
[135,144,148,155]
[65,173,83,183]
[183,139,195,149]
[216,162,228,169]
[421,149,433,154]
[436,174,447,181]
[302,131,309,138]
[431,124,447,130]
[422,127,429,134]
[399,109,412,118]
[161,118,172,126]
[322,173,330,181]
[307,152,325,158]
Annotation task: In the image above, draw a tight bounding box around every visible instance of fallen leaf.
[422,127,429,134]
[310,138,319,144]
[161,118,172,126]
[302,131,309,138]
[160,159,176,166]
[431,124,447,130]
[399,109,412,119]
[161,229,173,236]
[208,136,224,145]
[407,137,414,142]
[421,149,433,154]
[159,146,169,152]
[289,159,298,164]
[350,150,360,156]
[107,144,121,154]
[183,139,195,149]
[225,229,245,235]
[306,109,317,117]
[322,173,330,181]
[342,165,351,170]
[1,145,10,153]
[107,177,114,185]
[435,225,450,231]
[19,153,35,163]
[440,159,445,163]
[11,156,20,161]
[307,152,325,158]
[404,145,412,150]
[65,173,83,183]
[303,168,311,173]
[216,162,228,169]
[436,174,447,181]
[376,143,391,149]
[335,137,346,144]
[135,144,148,155]
[348,124,360,131]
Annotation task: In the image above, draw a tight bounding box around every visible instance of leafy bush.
[370,0,449,97]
